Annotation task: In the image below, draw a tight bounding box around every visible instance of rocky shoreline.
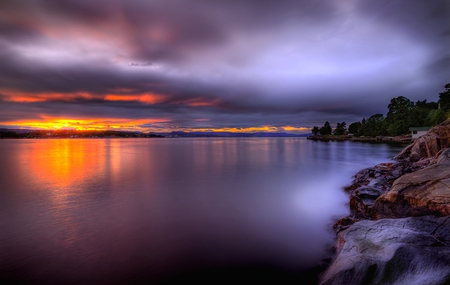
[320,120,450,284]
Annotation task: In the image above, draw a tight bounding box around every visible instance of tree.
[348,121,362,135]
[385,96,414,136]
[426,109,447,126]
[439,83,450,112]
[359,114,385,137]
[408,100,437,127]
[319,121,332,135]
[333,122,347,135]
[311,126,320,136]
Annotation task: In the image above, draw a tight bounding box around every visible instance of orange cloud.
[0,117,171,132]
[1,90,168,105]
[281,126,310,132]
[185,101,217,107]
[169,97,221,107]
[188,126,279,133]
[180,126,310,133]
[1,89,222,109]
[2,91,96,103]
[0,119,312,134]
[104,93,165,104]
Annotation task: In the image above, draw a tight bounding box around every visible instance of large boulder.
[320,216,450,285]
[372,148,450,219]
[396,119,450,162]
[338,161,419,226]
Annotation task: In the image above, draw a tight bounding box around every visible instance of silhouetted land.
[0,129,308,139]
[0,129,163,139]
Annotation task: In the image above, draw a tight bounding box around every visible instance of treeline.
[312,83,450,137]
[0,130,163,139]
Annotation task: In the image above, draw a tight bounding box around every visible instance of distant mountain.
[0,128,310,138]
[0,129,163,138]
[0,128,33,133]
[161,131,309,137]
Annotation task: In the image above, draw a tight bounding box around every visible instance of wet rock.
[321,216,450,285]
[343,162,410,223]
[325,128,450,284]
[346,163,395,192]
[372,149,450,219]
[348,185,388,221]
[395,119,450,162]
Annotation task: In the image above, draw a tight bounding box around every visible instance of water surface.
[0,138,404,284]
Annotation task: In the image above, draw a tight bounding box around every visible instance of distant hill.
[161,131,308,137]
[0,129,163,139]
[0,128,33,133]
[0,128,310,138]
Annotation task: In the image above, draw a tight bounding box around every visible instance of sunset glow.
[0,118,171,132]
[0,1,447,133]
[2,92,96,103]
[1,2,449,284]
[104,94,165,104]
[0,117,312,134]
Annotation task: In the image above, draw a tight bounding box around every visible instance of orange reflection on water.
[21,139,132,248]
[27,139,106,191]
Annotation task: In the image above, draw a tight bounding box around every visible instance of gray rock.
[367,177,390,190]
[321,216,450,285]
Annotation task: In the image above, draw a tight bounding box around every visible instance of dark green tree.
[333,122,347,135]
[348,121,362,135]
[311,126,320,136]
[359,114,385,137]
[385,96,414,136]
[319,121,332,135]
[409,99,437,127]
[426,109,447,126]
[439,83,450,112]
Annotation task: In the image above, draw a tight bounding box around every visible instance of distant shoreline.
[0,129,309,139]
[0,129,163,139]
[307,134,411,144]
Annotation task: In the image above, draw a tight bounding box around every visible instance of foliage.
[385,96,414,136]
[359,114,386,137]
[439,83,450,112]
[319,121,332,135]
[311,83,450,138]
[333,122,347,135]
[311,126,320,136]
[348,122,362,135]
[426,109,447,126]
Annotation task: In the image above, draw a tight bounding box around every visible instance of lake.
[0,138,404,284]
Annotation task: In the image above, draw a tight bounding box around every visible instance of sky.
[0,0,449,133]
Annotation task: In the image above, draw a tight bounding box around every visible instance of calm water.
[0,138,404,284]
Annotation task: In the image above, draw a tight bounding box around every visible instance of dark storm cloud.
[0,0,449,130]
[356,1,449,44]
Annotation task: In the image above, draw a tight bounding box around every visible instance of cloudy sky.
[0,0,449,133]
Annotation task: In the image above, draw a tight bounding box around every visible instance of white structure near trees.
[410,127,431,140]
